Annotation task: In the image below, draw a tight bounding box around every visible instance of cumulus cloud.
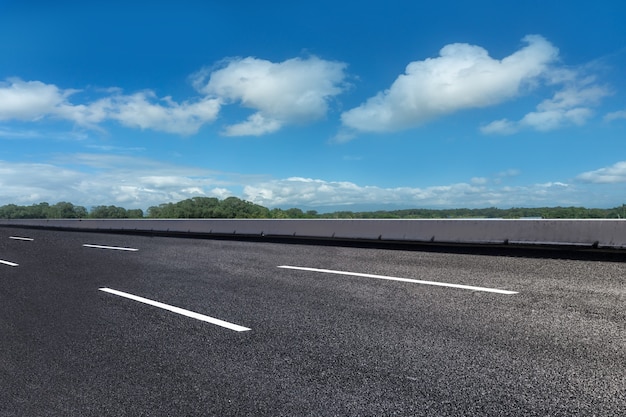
[193,56,348,135]
[106,92,221,135]
[482,83,610,134]
[0,78,79,121]
[341,35,558,133]
[1,55,347,136]
[577,161,626,184]
[0,78,220,135]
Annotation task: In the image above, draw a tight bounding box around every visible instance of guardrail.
[1,218,626,250]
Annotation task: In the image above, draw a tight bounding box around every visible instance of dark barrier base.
[3,223,626,263]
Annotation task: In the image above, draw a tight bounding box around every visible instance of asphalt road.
[1,227,624,416]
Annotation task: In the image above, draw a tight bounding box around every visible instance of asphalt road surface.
[1,227,624,416]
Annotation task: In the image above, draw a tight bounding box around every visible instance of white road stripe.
[99,288,251,332]
[278,265,518,295]
[9,236,34,241]
[0,259,19,267]
[83,244,138,252]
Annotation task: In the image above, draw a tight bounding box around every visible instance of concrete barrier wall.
[1,218,626,249]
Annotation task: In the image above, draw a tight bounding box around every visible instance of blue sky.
[1,0,625,212]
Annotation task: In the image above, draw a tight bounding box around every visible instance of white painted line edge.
[9,236,34,241]
[0,259,19,267]
[99,287,251,332]
[278,265,518,295]
[83,244,139,252]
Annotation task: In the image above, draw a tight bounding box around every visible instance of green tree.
[127,209,144,218]
[89,205,131,218]
[49,202,87,218]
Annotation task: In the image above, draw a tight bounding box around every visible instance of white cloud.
[0,78,221,135]
[519,107,592,131]
[480,119,518,135]
[242,176,581,209]
[0,78,78,121]
[0,127,44,138]
[498,169,520,177]
[577,161,626,184]
[1,55,346,136]
[341,35,558,133]
[2,156,621,210]
[471,177,488,185]
[332,130,357,143]
[482,76,611,134]
[221,112,282,136]
[0,161,85,205]
[0,155,240,209]
[194,56,348,135]
[107,92,221,135]
[538,84,608,111]
[209,187,233,199]
[604,110,626,122]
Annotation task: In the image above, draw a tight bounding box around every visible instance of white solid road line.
[278,265,518,295]
[83,244,139,252]
[9,236,34,241]
[0,259,19,267]
[99,287,251,332]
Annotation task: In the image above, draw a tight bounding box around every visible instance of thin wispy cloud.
[0,154,622,210]
[604,110,626,122]
[482,81,611,134]
[0,156,235,207]
[242,176,579,209]
[577,161,626,184]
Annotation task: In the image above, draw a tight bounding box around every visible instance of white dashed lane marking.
[9,236,34,241]
[278,265,518,295]
[99,288,251,332]
[0,259,19,267]
[83,244,139,252]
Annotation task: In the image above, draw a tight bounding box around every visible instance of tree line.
[316,206,626,219]
[0,202,143,219]
[0,198,625,219]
